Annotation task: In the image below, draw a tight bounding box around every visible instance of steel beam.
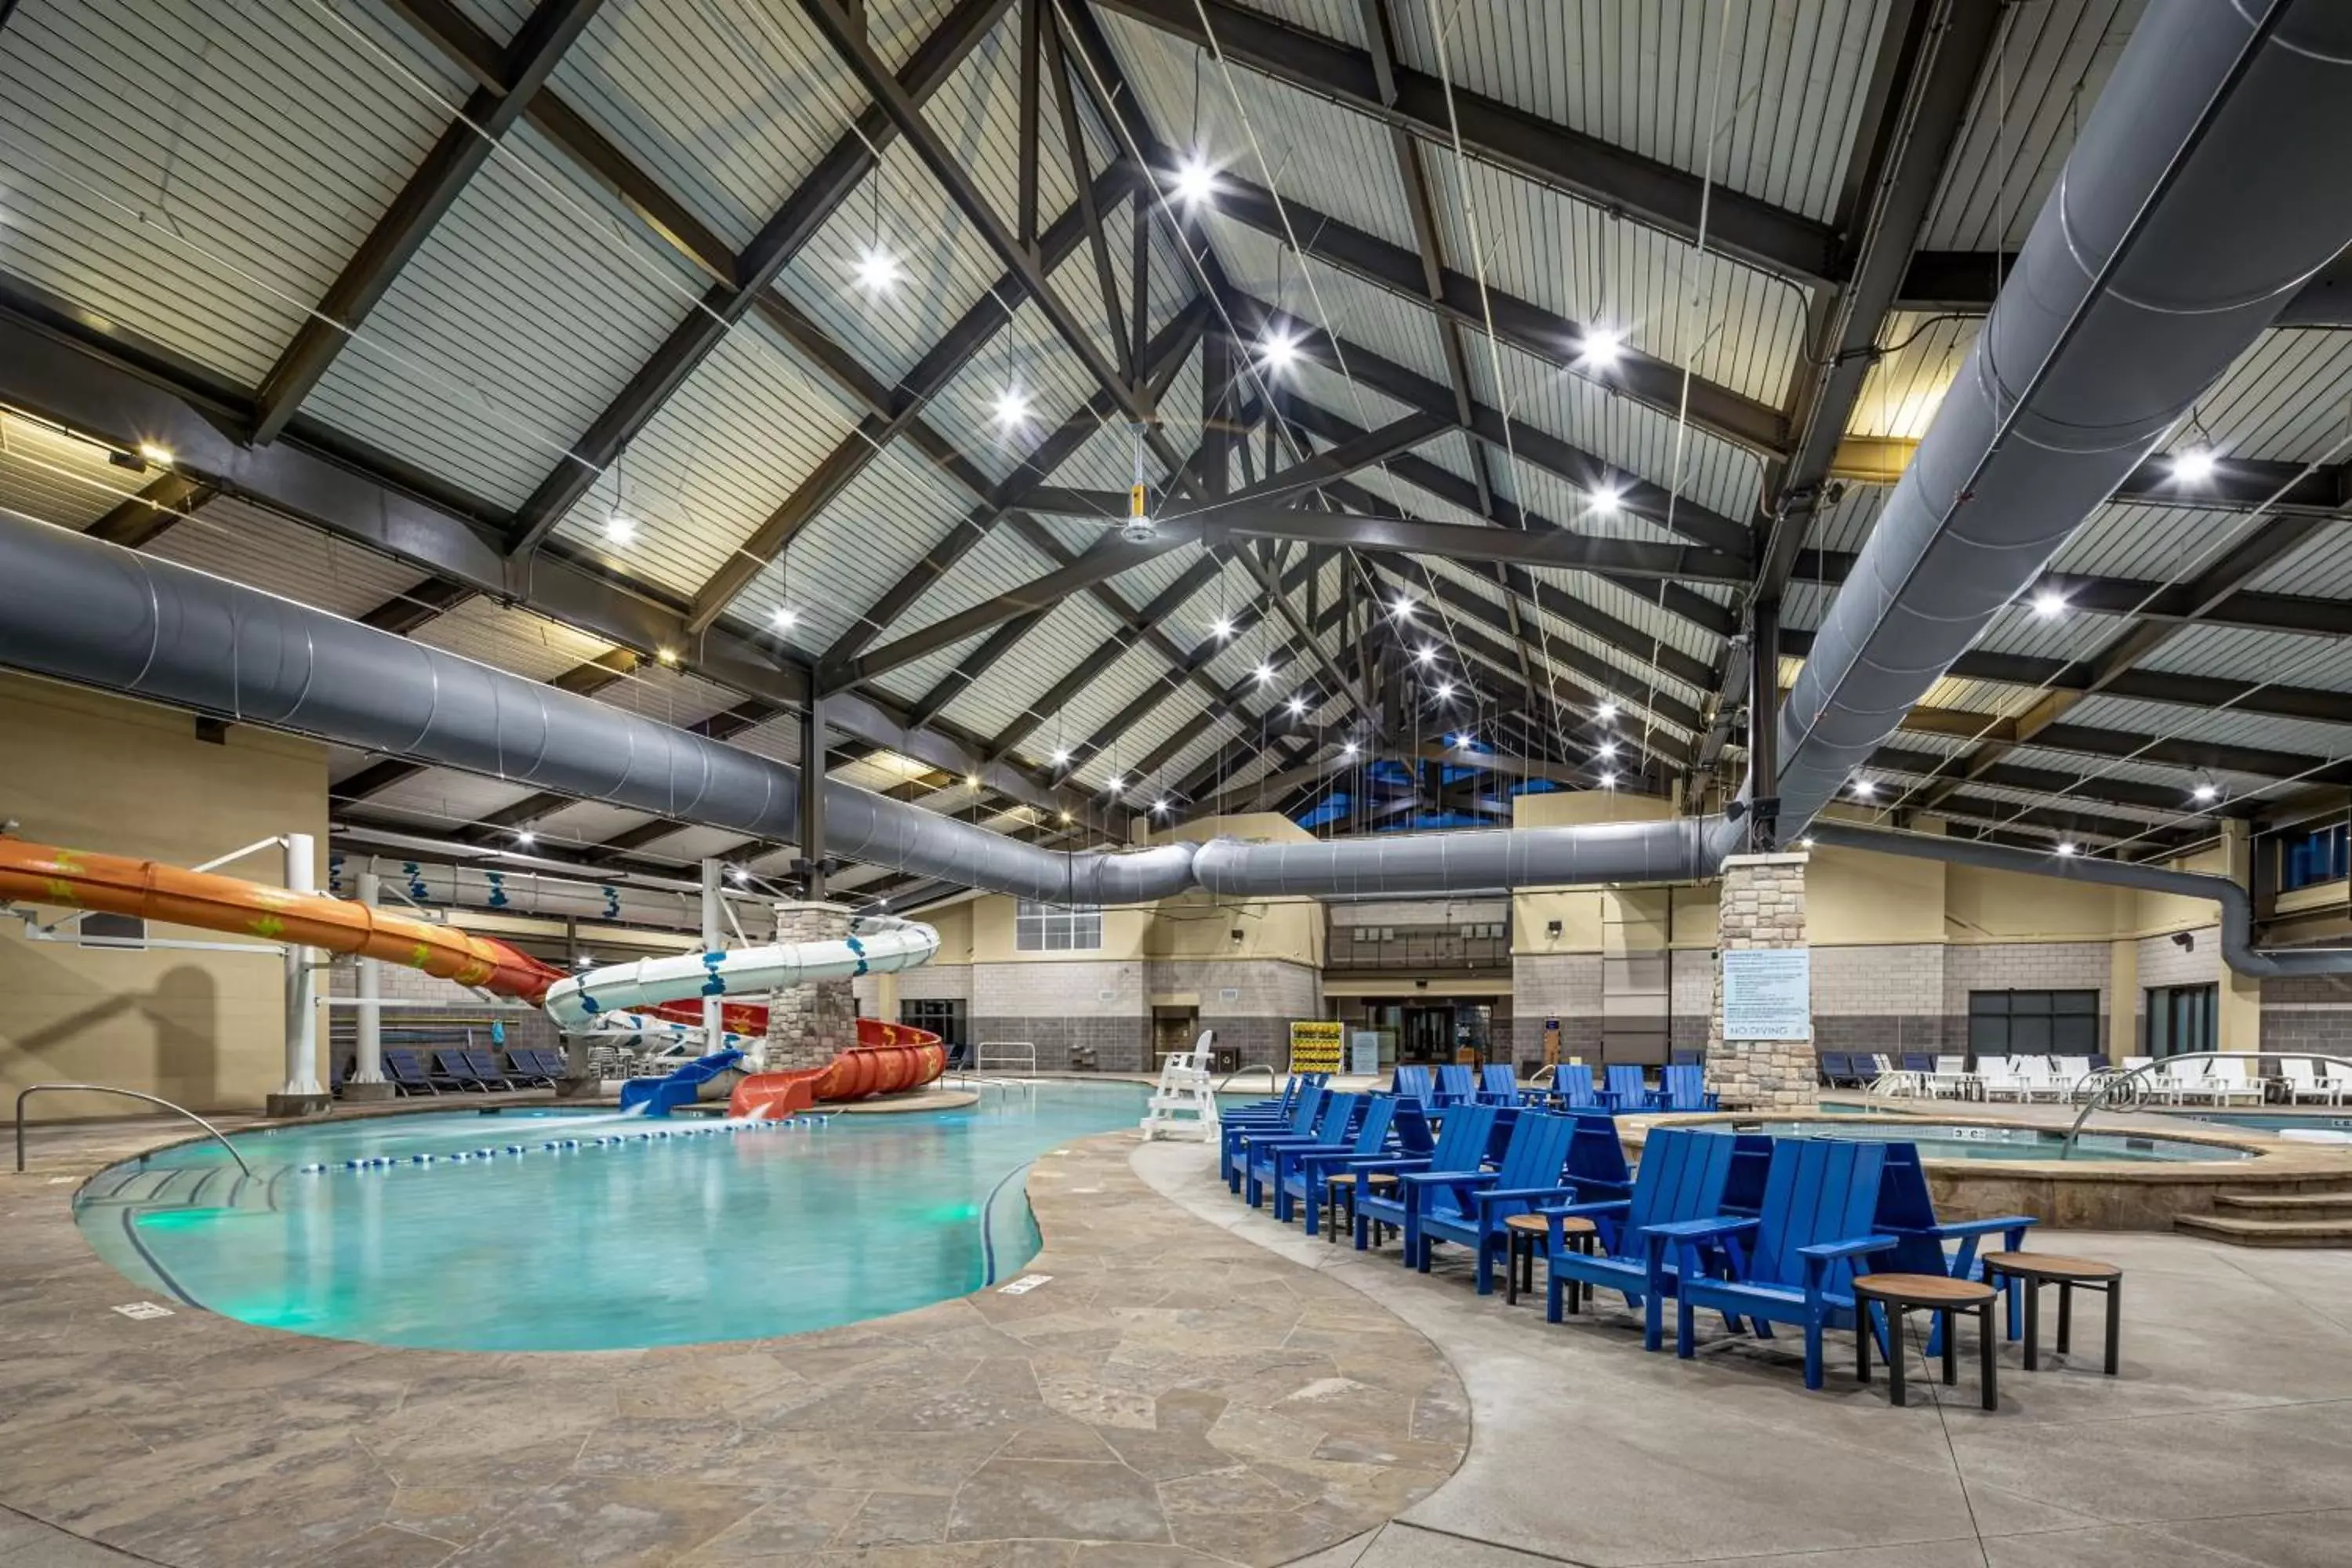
[502,0,1012,551]
[82,471,216,548]
[1089,0,1838,285]
[256,0,609,442]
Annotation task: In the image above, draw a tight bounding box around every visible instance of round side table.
[1980,1252,2122,1374]
[1500,1212,1597,1308]
[1853,1272,1998,1410]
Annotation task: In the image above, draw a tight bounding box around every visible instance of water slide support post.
[267,831,330,1116]
[701,856,723,1055]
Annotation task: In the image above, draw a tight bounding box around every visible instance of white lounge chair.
[2052,1054,2096,1101]
[2281,1057,2349,1105]
[1929,1054,1975,1100]
[2152,1058,2223,1105]
[2204,1057,2267,1107]
[1977,1055,2031,1102]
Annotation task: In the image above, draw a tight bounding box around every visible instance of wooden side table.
[1501,1212,1597,1308]
[1321,1171,1397,1246]
[1853,1273,1998,1410]
[1981,1252,2122,1374]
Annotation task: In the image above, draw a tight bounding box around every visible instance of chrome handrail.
[1214,1065,1278,1094]
[2060,1051,2352,1158]
[15,1083,253,1176]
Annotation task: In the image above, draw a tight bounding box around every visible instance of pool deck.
[0,1113,1464,1567]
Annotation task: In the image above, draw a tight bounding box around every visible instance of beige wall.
[0,676,329,1119]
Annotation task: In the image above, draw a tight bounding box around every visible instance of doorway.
[2146,984,2216,1059]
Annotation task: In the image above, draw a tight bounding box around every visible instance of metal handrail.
[15,1083,253,1176]
[1215,1065,1278,1094]
[2060,1051,2352,1158]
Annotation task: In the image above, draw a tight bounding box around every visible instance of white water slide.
[542,916,940,1029]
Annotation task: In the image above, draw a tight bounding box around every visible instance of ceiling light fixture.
[1392,596,1415,619]
[1579,326,1624,368]
[1051,746,1072,765]
[1253,662,1275,683]
[2032,588,2067,617]
[1341,741,1358,757]
[964,773,980,789]
[2056,840,2080,857]
[1450,731,1471,749]
[604,514,637,545]
[771,606,797,630]
[1436,681,1455,699]
[1595,739,1619,758]
[1415,645,1436,665]
[2170,445,2218,484]
[852,244,902,296]
[1598,771,1618,789]
[1287,695,1308,716]
[1170,151,1217,207]
[1595,701,1618,723]
[1152,797,1171,813]
[1210,617,1234,639]
[2192,782,2219,804]
[728,867,749,884]
[1105,775,1125,793]
[1850,778,1876,800]
[1798,837,1816,849]
[655,648,678,666]
[514,830,535,847]
[1588,484,1623,517]
[992,387,1029,432]
[1257,329,1301,372]
[136,441,173,466]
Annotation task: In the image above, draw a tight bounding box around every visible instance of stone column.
[1704,851,1817,1112]
[767,902,858,1070]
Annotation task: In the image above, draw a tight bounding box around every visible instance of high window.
[1966,989,2099,1062]
[1015,901,1102,952]
[2281,822,2349,891]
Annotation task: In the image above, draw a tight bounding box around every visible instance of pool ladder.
[13,1083,252,1176]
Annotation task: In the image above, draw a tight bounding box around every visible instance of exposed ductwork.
[1806,821,2352,980]
[1745,0,2352,850]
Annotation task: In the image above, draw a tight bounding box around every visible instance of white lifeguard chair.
[1140,1029,1220,1141]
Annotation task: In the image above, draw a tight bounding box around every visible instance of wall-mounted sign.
[1289,1019,1344,1073]
[1722,948,1813,1041]
[1349,1030,1382,1076]
[1542,1017,1563,1065]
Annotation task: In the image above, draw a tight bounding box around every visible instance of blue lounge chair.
[1432,1064,1478,1106]
[434,1048,500,1092]
[1900,1051,1935,1077]
[1546,1063,1602,1112]
[1816,1051,1848,1087]
[1349,1104,1497,1258]
[1244,1092,1361,1207]
[1406,1110,1588,1290]
[1599,1063,1648,1111]
[1273,1096,1403,1230]
[504,1049,559,1087]
[1477,1064,1524,1105]
[1221,1085,1327,1189]
[1540,1127,1740,1346]
[1647,1063,1718,1113]
[382,1047,447,1095]
[1658,1139,1896,1389]
[461,1049,520,1091]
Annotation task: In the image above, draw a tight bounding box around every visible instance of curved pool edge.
[1621,1107,2352,1231]
[0,1116,1467,1567]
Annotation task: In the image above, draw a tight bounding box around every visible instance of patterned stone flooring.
[0,1123,1464,1566]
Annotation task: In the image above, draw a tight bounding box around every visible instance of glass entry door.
[2146,984,2216,1058]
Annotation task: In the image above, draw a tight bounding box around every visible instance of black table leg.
[1941,1308,1958,1386]
[1505,1234,1521,1306]
[2057,1280,2074,1355]
[1857,1302,1873,1385]
[1979,1299,1997,1410]
[2022,1278,2041,1371]
[2103,1279,2121,1375]
[1888,1308,1907,1407]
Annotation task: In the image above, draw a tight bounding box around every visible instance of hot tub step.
[2175,1212,2352,1247]
[2212,1191,2352,1221]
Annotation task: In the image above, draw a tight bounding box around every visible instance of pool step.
[2176,1196,2352,1247]
[2212,1191,2352,1221]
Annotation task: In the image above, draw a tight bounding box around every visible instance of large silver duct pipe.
[0,519,1199,903]
[1750,0,2352,849]
[1807,821,2352,978]
[0,515,1724,900]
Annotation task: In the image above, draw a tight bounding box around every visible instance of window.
[2281,823,2349,891]
[1015,901,1102,952]
[2146,984,2217,1058]
[1966,990,2098,1062]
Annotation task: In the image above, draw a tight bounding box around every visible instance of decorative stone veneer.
[1704,853,1816,1111]
[766,902,856,1070]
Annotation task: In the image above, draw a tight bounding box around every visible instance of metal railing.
[2060,1051,2352,1158]
[1215,1065,1278,1094]
[974,1041,1038,1077]
[15,1083,253,1176]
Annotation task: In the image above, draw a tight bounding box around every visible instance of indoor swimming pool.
[1752,1119,2252,1163]
[72,1082,1149,1352]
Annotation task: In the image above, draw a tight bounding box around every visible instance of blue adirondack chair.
[1657,1139,1896,1389]
[1408,1110,1588,1290]
[1391,1064,1436,1109]
[1274,1096,1399,1229]
[1646,1063,1718,1112]
[1539,1127,1740,1347]
[1875,1143,2036,1346]
[1348,1104,1497,1254]
[1244,1092,1361,1207]
[1599,1063,1648,1111]
[1477,1064,1524,1105]
[1546,1063,1602,1112]
[1432,1064,1478,1106]
[1670,1048,1704,1066]
[1222,1085,1327,1189]
[1228,1073,1318,1123]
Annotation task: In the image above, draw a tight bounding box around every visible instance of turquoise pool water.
[1755,1120,2249,1162]
[74,1082,1149,1352]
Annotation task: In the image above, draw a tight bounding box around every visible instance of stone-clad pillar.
[767,902,857,1071]
[1704,852,1817,1112]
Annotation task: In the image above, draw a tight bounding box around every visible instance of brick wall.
[1512,953,1602,1065]
[1809,944,1945,1055]
[1149,958,1321,1070]
[326,958,559,1059]
[2259,973,2352,1058]
[1943,942,2113,1057]
[972,959,1149,1072]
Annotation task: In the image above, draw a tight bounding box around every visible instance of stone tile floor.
[1134,1140,2352,1568]
[0,1122,1464,1566]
